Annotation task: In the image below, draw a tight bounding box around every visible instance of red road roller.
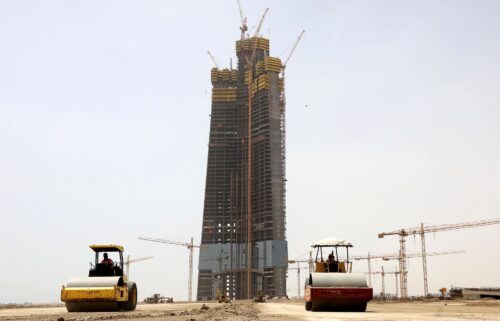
[305,238,372,312]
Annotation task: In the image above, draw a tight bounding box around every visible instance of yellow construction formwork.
[236,37,270,55]
[212,87,237,102]
[256,61,265,75]
[211,68,238,85]
[257,74,268,87]
[263,57,282,73]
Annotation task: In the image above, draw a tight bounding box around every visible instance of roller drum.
[62,276,129,312]
[306,273,372,312]
[309,273,368,288]
[65,276,123,288]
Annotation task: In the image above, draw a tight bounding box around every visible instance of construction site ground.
[1,299,499,321]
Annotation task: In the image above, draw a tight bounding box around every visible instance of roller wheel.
[117,301,126,311]
[126,283,137,311]
[355,302,367,312]
[305,301,312,311]
[65,302,80,312]
[66,301,123,312]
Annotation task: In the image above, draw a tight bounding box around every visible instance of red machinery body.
[305,286,373,311]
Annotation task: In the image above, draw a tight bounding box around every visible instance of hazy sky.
[1,0,500,303]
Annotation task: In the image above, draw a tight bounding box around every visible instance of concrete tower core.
[197,36,288,300]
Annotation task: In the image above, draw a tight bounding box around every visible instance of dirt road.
[1,300,499,321]
[259,300,500,321]
[0,302,256,321]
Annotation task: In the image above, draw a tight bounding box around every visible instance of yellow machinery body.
[61,285,129,302]
[61,244,137,312]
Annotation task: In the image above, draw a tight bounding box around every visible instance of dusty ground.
[1,300,499,321]
[260,300,500,321]
[0,302,256,321]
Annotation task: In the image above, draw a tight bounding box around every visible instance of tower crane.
[236,0,248,39]
[253,9,268,39]
[370,267,400,299]
[244,7,269,300]
[279,30,305,197]
[282,30,305,75]
[352,250,465,288]
[138,236,207,302]
[207,51,220,69]
[288,258,311,298]
[125,255,153,278]
[287,263,308,298]
[280,31,306,111]
[378,217,500,299]
[280,30,305,106]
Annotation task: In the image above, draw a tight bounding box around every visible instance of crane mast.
[279,31,305,207]
[370,267,400,299]
[138,236,206,301]
[287,263,308,298]
[244,7,269,300]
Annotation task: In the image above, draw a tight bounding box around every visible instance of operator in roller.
[327,253,338,272]
[101,253,114,266]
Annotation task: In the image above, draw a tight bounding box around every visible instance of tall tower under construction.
[197,25,288,300]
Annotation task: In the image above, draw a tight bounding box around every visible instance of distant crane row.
[288,249,464,299]
[379,217,500,298]
[370,267,400,299]
[352,250,465,288]
[287,262,308,298]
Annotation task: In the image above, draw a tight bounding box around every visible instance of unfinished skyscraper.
[197,17,289,300]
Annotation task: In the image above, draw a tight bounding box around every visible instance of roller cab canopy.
[90,244,124,253]
[312,238,352,248]
[312,238,354,274]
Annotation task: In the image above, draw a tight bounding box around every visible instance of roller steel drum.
[65,276,122,288]
[308,273,368,288]
[63,276,129,312]
[306,273,372,311]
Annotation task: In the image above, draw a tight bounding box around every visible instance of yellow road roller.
[61,244,137,312]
